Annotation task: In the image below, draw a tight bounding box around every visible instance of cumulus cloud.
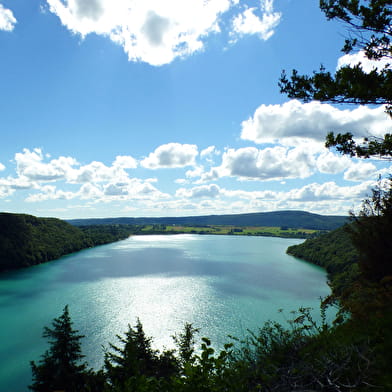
[343,161,377,182]
[0,176,35,190]
[26,185,75,202]
[2,145,386,217]
[176,183,221,198]
[316,151,351,174]
[0,148,167,203]
[15,148,78,182]
[185,166,205,179]
[0,4,16,31]
[337,50,391,73]
[0,162,5,171]
[24,176,168,203]
[241,100,390,146]
[113,155,138,169]
[286,181,371,202]
[12,149,139,186]
[145,180,373,216]
[102,178,168,200]
[231,0,281,41]
[221,188,278,201]
[215,146,316,181]
[200,145,220,159]
[45,0,281,65]
[71,160,132,184]
[141,143,198,169]
[0,176,25,198]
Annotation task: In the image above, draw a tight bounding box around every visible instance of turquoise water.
[0,234,330,391]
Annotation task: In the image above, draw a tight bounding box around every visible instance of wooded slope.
[69,210,348,230]
[287,225,360,295]
[0,213,132,272]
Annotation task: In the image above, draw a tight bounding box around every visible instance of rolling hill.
[68,210,348,231]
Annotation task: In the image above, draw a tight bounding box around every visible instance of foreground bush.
[30,304,390,392]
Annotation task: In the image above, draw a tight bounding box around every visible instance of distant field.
[137,225,320,239]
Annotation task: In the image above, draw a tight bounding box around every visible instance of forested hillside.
[69,210,347,230]
[0,213,134,272]
[287,225,360,296]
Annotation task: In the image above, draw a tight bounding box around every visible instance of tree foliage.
[104,318,178,390]
[30,306,88,392]
[279,0,392,159]
[0,213,139,273]
[320,0,392,61]
[31,306,392,391]
[347,177,392,282]
[325,131,392,159]
[287,224,360,296]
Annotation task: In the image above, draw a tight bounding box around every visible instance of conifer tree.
[279,0,392,159]
[30,305,88,392]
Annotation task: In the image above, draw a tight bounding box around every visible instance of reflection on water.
[0,234,330,391]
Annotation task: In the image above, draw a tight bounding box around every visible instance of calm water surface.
[0,234,330,391]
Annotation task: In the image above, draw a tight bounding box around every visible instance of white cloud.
[102,178,169,200]
[2,145,387,217]
[0,148,164,203]
[185,166,205,179]
[70,160,133,184]
[113,155,138,169]
[200,145,220,159]
[0,176,35,191]
[46,0,230,65]
[24,177,169,203]
[0,162,5,171]
[343,161,377,182]
[26,185,75,202]
[221,188,278,200]
[79,183,102,200]
[241,100,390,146]
[0,185,14,198]
[337,50,391,73]
[158,181,373,216]
[176,183,221,198]
[231,0,281,41]
[15,148,78,182]
[286,181,372,202]
[0,4,16,31]
[215,146,316,181]
[45,0,281,65]
[13,150,137,185]
[141,143,198,169]
[316,151,351,174]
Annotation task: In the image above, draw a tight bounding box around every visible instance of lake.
[0,234,330,391]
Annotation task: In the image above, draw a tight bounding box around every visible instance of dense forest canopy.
[0,213,136,272]
[287,224,360,297]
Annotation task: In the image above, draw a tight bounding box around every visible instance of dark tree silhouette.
[279,0,392,159]
[348,177,392,282]
[30,305,88,392]
[104,318,177,388]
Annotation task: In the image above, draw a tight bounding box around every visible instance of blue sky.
[0,0,390,219]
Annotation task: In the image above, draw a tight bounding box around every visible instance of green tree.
[104,318,178,389]
[30,305,88,392]
[172,323,199,367]
[279,0,392,159]
[348,177,392,282]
